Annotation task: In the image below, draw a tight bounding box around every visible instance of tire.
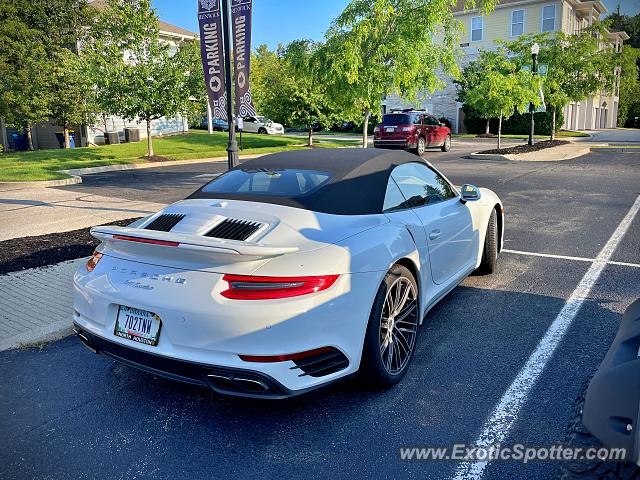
[441,134,452,152]
[258,127,267,134]
[360,264,419,386]
[476,209,498,275]
[558,380,640,479]
[415,137,426,156]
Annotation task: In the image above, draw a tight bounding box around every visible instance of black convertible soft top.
[188,148,424,215]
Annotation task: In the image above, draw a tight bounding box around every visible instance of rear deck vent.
[144,214,185,232]
[205,218,262,241]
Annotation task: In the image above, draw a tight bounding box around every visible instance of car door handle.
[429,230,442,240]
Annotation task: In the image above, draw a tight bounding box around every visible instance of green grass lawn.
[0,130,360,182]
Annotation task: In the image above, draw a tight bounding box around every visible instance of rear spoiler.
[91,226,299,258]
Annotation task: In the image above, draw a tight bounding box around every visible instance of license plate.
[114,306,162,347]
[385,127,395,133]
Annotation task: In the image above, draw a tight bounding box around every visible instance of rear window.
[382,114,421,125]
[201,168,331,197]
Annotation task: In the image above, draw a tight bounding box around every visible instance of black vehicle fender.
[583,298,640,464]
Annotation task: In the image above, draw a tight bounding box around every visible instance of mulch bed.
[0,218,141,276]
[479,139,569,155]
[144,155,173,163]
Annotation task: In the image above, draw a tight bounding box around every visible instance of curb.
[468,146,593,162]
[0,176,82,189]
[0,153,264,190]
[61,154,242,176]
[468,153,512,161]
[591,147,640,153]
[0,321,74,352]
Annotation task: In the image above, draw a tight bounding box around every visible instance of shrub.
[438,117,452,129]
[461,104,564,136]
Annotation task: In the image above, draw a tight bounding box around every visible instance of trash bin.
[11,133,27,151]
[104,131,120,145]
[124,127,140,143]
[55,131,76,149]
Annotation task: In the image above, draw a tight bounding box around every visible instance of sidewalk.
[0,258,83,351]
[0,188,167,241]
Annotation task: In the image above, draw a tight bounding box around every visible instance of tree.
[464,49,539,149]
[281,40,338,146]
[617,45,640,127]
[251,41,338,146]
[504,27,617,139]
[86,0,200,158]
[324,0,497,148]
[607,7,640,49]
[455,52,502,135]
[0,0,91,150]
[251,44,287,119]
[49,49,97,148]
[0,19,52,150]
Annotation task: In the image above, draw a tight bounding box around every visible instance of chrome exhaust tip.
[73,328,97,354]
[206,372,270,394]
[233,377,270,393]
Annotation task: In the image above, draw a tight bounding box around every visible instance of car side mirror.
[460,184,481,203]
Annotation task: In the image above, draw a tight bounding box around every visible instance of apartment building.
[382,0,629,133]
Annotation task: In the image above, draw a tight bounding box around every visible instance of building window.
[541,4,556,32]
[471,16,483,42]
[511,10,525,36]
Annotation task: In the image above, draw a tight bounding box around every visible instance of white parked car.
[242,115,284,135]
[73,149,504,399]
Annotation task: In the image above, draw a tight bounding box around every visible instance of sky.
[152,0,639,49]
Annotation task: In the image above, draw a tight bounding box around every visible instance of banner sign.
[231,0,257,119]
[198,0,227,121]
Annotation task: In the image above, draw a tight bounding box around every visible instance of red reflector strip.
[239,346,336,363]
[112,234,180,247]
[221,274,339,300]
[86,251,103,272]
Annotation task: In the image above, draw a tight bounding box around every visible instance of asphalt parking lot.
[2,145,639,480]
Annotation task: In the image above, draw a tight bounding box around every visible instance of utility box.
[104,131,120,145]
[125,127,141,143]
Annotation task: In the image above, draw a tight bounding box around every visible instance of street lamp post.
[528,42,540,147]
[221,0,238,169]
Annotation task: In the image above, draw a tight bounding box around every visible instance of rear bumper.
[74,324,350,399]
[72,256,379,395]
[583,298,640,464]
[373,139,416,149]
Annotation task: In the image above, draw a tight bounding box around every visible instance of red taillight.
[221,274,339,300]
[112,234,180,247]
[239,346,335,363]
[86,251,103,272]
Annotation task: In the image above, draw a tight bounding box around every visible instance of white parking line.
[452,195,640,480]
[504,249,640,268]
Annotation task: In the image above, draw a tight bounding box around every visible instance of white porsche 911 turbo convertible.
[73,149,504,399]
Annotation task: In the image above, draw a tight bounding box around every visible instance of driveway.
[1,149,639,479]
[579,128,640,143]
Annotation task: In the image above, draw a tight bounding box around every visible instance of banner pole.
[221,0,238,169]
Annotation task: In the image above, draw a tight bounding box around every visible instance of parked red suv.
[373,110,451,155]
